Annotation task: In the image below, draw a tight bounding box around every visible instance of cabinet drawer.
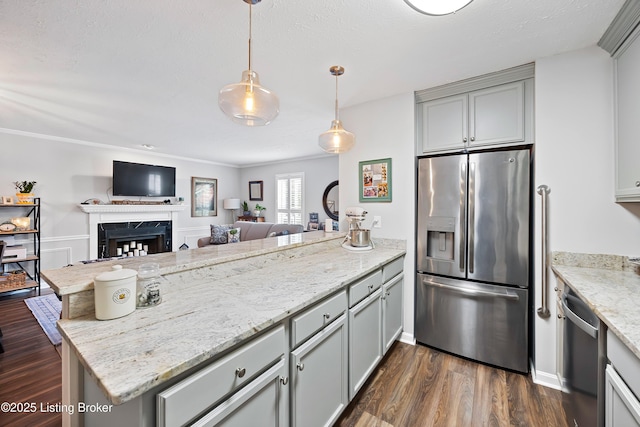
[292,291,347,348]
[382,257,404,283]
[349,270,382,307]
[157,325,285,427]
[608,329,640,400]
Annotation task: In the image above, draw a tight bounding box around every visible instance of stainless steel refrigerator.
[415,147,531,373]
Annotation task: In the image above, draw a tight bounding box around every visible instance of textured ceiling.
[0,0,625,166]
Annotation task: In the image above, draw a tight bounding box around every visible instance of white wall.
[239,156,338,226]
[0,132,240,268]
[533,46,640,385]
[339,92,416,340]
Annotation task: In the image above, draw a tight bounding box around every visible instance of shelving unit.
[0,198,40,296]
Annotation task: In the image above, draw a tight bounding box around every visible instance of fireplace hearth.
[98,221,172,259]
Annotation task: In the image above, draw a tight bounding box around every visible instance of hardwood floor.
[336,342,568,427]
[0,288,61,427]
[0,291,565,427]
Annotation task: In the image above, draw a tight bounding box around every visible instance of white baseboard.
[399,332,416,346]
[530,361,562,390]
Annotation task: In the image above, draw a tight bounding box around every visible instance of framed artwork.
[191,177,218,217]
[2,196,14,205]
[249,180,263,201]
[359,158,392,202]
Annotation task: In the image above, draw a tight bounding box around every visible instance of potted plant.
[241,201,251,216]
[253,204,266,217]
[14,180,37,204]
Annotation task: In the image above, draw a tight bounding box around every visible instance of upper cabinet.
[416,64,534,155]
[599,0,640,202]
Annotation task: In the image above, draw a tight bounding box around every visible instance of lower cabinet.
[606,330,640,426]
[349,288,382,400]
[382,274,404,354]
[290,314,348,427]
[193,359,288,427]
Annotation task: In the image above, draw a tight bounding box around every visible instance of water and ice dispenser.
[425,216,455,261]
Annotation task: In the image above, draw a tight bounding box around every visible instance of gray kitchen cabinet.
[606,330,640,426]
[290,313,348,427]
[349,288,383,400]
[418,81,528,153]
[192,358,287,427]
[614,25,640,202]
[382,273,403,354]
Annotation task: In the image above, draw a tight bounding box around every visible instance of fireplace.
[98,221,172,259]
[79,204,187,260]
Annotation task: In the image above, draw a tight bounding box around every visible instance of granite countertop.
[54,237,406,405]
[551,252,640,359]
[43,231,341,296]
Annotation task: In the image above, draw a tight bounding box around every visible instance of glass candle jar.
[136,262,163,308]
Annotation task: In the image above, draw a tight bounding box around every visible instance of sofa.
[197,221,304,247]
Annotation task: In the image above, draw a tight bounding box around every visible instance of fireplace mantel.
[79,204,187,259]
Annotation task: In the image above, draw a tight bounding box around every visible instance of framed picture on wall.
[191,177,217,217]
[249,180,263,201]
[359,158,392,202]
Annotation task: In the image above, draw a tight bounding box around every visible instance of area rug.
[24,293,62,346]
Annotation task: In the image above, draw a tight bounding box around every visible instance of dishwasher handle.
[561,294,598,339]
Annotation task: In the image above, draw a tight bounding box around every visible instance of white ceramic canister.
[93,265,137,320]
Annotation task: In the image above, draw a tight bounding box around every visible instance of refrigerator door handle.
[468,162,476,274]
[459,161,467,273]
[421,277,520,301]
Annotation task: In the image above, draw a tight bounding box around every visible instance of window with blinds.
[276,173,304,225]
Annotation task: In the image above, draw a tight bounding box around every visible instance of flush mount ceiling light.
[403,0,473,15]
[218,0,279,126]
[318,66,355,154]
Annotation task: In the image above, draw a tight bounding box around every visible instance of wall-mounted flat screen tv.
[112,160,176,197]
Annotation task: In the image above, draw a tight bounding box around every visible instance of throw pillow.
[210,224,232,245]
[227,227,241,243]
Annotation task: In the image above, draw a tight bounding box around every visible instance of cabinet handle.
[636,181,640,187]
[280,376,289,385]
[323,313,331,320]
[296,363,304,371]
[557,314,565,319]
[470,136,475,141]
[235,368,246,378]
[463,137,468,143]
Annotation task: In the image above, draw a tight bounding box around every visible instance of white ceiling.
[0,0,625,167]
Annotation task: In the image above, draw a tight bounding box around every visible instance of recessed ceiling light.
[141,144,155,150]
[404,0,473,16]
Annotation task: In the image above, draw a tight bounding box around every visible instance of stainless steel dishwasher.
[562,285,601,427]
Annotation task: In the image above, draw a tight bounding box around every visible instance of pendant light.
[403,0,473,16]
[218,0,279,126]
[318,66,355,154]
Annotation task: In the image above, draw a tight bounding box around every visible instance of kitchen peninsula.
[42,231,406,426]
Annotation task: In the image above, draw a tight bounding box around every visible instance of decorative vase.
[15,193,34,204]
[253,209,262,217]
[243,210,251,217]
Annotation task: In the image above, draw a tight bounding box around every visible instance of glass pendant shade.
[219,70,279,126]
[319,120,355,154]
[403,0,473,15]
[218,0,278,126]
[318,65,355,154]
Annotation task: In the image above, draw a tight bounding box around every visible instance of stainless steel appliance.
[561,285,600,427]
[415,148,531,373]
[343,207,374,250]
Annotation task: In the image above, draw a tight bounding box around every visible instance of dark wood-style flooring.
[0,288,62,427]
[336,341,567,427]
[0,289,566,427]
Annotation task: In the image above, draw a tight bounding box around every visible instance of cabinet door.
[382,274,403,355]
[193,359,287,427]
[349,288,382,400]
[419,94,468,153]
[468,81,524,148]
[291,314,348,427]
[615,30,640,201]
[606,365,640,427]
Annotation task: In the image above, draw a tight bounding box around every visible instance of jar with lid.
[136,262,164,308]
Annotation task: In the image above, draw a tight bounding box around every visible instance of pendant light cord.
[334,74,339,121]
[248,3,252,71]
